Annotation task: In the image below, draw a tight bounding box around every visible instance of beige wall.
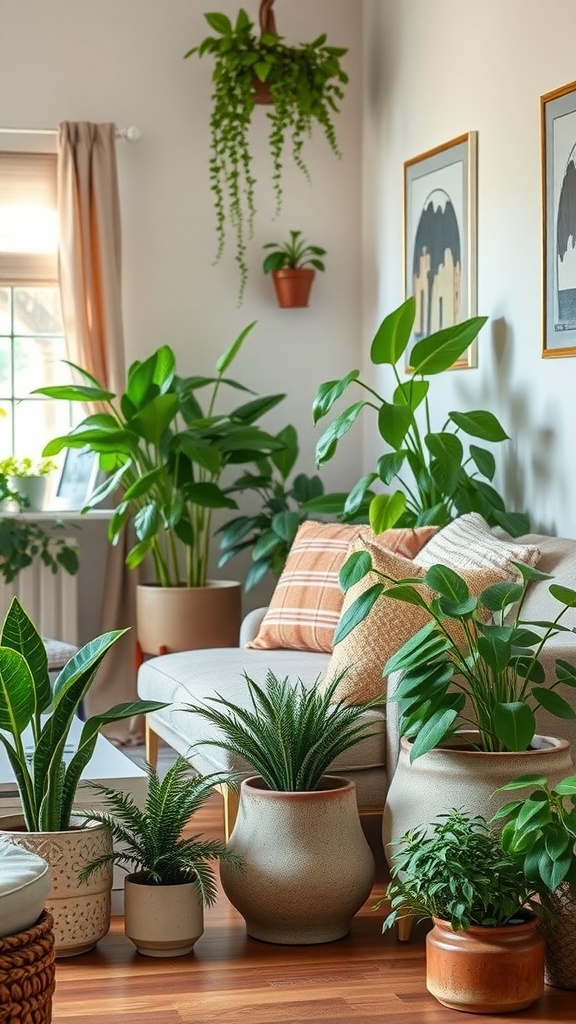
[363,0,576,539]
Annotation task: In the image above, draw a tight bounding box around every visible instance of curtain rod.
[0,126,141,141]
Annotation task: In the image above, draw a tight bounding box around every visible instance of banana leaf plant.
[310,297,529,537]
[0,597,166,831]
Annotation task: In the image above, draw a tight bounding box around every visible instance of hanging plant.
[185,1,348,301]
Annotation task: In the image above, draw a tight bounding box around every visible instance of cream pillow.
[323,533,509,704]
[413,512,540,580]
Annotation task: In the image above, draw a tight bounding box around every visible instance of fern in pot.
[186,671,379,944]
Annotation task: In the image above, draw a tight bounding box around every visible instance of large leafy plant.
[187,670,381,792]
[0,597,165,832]
[185,8,347,301]
[375,808,543,933]
[335,553,576,760]
[78,757,240,902]
[35,323,285,588]
[312,297,529,537]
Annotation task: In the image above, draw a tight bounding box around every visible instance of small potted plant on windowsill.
[0,456,58,511]
[263,230,326,308]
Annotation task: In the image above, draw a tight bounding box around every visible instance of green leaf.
[34,384,114,402]
[385,623,449,675]
[370,297,415,365]
[496,774,549,792]
[556,660,576,687]
[312,370,360,423]
[315,402,366,465]
[393,380,429,411]
[479,581,524,612]
[369,491,406,532]
[532,687,576,720]
[449,410,509,441]
[215,322,256,374]
[0,646,35,734]
[423,564,469,602]
[492,510,531,537]
[377,451,408,485]
[270,511,301,543]
[333,584,384,645]
[339,551,372,592]
[493,702,536,750]
[129,393,179,447]
[555,776,576,795]
[425,432,464,483]
[126,346,175,407]
[549,584,576,608]
[185,482,237,510]
[382,584,429,609]
[343,473,377,517]
[270,424,298,478]
[204,12,233,34]
[410,317,487,375]
[469,445,496,481]
[377,401,412,449]
[408,707,459,760]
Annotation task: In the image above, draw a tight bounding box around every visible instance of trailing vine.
[185,5,348,302]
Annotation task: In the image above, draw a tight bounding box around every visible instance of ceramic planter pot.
[9,476,47,511]
[271,268,315,308]
[0,815,113,957]
[124,874,204,957]
[540,883,576,989]
[220,775,375,945]
[427,914,545,1013]
[136,580,241,656]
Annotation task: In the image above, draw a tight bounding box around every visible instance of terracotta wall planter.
[271,268,315,308]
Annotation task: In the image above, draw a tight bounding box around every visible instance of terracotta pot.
[271,268,315,308]
[383,732,572,860]
[426,914,545,1013]
[220,775,374,944]
[251,76,272,104]
[0,815,113,957]
[540,883,576,989]
[136,580,241,656]
[124,874,204,957]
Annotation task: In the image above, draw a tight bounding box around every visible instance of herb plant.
[375,808,543,932]
[187,670,381,792]
[262,230,326,274]
[78,758,240,902]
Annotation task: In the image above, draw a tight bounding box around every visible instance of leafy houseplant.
[35,323,284,589]
[336,552,576,760]
[0,469,79,582]
[263,229,326,308]
[185,7,347,301]
[217,423,326,591]
[311,296,530,537]
[0,456,57,479]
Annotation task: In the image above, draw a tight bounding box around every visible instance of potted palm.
[35,323,285,655]
[375,808,545,1013]
[77,757,240,957]
[311,296,530,536]
[185,5,347,301]
[495,773,576,989]
[262,230,326,308]
[0,596,165,955]
[186,671,378,944]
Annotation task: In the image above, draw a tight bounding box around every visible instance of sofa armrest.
[239,607,269,646]
[385,670,403,782]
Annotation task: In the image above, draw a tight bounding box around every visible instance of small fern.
[78,757,240,903]
[187,671,381,792]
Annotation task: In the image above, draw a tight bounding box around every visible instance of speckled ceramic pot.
[220,775,375,945]
[0,815,113,957]
[383,733,572,861]
[124,875,204,957]
[427,915,545,1013]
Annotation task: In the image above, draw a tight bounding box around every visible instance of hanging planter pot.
[263,230,326,308]
[271,269,315,309]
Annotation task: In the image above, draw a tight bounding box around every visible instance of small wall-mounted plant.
[263,229,326,307]
[185,3,347,301]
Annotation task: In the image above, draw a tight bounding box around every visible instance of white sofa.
[138,532,576,840]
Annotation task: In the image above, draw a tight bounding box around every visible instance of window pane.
[13,399,72,462]
[0,288,10,333]
[13,287,63,335]
[13,336,70,396]
[0,337,11,393]
[0,405,13,460]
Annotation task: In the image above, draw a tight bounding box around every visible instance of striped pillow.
[414,512,541,580]
[246,521,438,653]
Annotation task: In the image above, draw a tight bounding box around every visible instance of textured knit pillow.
[322,533,509,704]
[246,521,438,653]
[413,512,541,580]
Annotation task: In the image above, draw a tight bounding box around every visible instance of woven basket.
[0,911,55,1023]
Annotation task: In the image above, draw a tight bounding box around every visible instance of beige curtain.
[57,121,141,744]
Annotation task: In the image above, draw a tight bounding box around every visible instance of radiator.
[0,554,79,644]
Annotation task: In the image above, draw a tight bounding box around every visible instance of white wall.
[0,0,363,611]
[363,0,576,538]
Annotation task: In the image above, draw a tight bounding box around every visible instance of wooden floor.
[53,793,576,1024]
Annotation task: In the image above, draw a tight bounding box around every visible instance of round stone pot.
[540,883,576,989]
[0,815,113,957]
[427,914,545,1013]
[136,580,241,656]
[124,874,204,957]
[220,775,375,945]
[383,732,572,859]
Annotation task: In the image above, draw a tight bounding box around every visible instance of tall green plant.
[0,597,165,831]
[311,297,529,537]
[35,324,285,588]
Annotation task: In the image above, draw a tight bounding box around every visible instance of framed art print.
[404,131,478,369]
[51,447,99,511]
[541,80,576,357]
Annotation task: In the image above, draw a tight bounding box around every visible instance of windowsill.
[0,508,114,521]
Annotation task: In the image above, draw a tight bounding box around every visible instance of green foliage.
[262,230,326,274]
[335,552,576,758]
[375,808,543,933]
[0,473,79,584]
[35,324,285,588]
[0,597,166,831]
[185,10,347,301]
[494,774,576,894]
[217,423,329,591]
[186,670,381,792]
[312,296,530,536]
[78,758,240,902]
[0,456,58,478]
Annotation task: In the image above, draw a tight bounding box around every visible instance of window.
[0,151,74,460]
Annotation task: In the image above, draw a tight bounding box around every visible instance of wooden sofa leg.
[145,719,159,768]
[219,784,240,842]
[397,916,413,942]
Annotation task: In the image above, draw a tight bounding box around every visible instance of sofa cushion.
[0,841,51,938]
[323,533,509,705]
[246,521,437,654]
[510,533,576,629]
[414,512,541,579]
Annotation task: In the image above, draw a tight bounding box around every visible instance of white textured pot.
[220,775,375,945]
[383,732,573,859]
[9,476,47,511]
[0,815,113,957]
[124,874,204,957]
[136,580,241,655]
